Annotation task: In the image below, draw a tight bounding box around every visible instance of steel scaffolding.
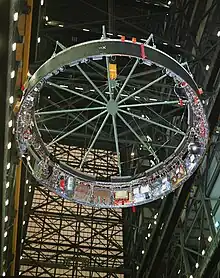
[19,145,127,277]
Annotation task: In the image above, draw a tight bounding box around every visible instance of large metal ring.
[16,39,208,208]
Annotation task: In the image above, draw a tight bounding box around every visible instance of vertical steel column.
[14,164,26,276]
[21,0,33,84]
[108,0,115,34]
[30,0,41,63]
[10,0,33,275]
[0,0,12,274]
[108,0,115,69]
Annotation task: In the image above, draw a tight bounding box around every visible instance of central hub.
[107,100,118,116]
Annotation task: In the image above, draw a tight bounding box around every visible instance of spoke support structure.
[15,37,208,209]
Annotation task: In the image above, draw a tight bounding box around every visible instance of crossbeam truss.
[47,144,118,179]
[19,145,126,277]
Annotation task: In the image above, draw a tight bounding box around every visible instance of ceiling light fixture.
[215,221,219,228]
[12,43,16,51]
[11,70,15,79]
[8,120,13,128]
[9,96,14,104]
[13,12,18,21]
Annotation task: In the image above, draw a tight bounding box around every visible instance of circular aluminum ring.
[16,39,208,208]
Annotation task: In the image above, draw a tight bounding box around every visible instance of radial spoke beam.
[118,73,167,104]
[35,106,106,116]
[119,109,185,136]
[106,57,112,99]
[117,113,159,162]
[79,113,109,169]
[48,110,107,146]
[112,114,122,175]
[47,82,105,106]
[76,64,108,102]
[119,100,180,108]
[115,59,139,101]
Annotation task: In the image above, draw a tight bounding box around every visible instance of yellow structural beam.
[11,0,33,275]
[22,0,33,85]
[11,160,22,275]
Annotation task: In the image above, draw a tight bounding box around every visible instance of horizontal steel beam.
[20,259,69,269]
[40,128,176,149]
[82,266,132,274]
[24,242,123,254]
[30,210,122,223]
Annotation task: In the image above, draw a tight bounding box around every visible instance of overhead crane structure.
[1,0,220,278]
